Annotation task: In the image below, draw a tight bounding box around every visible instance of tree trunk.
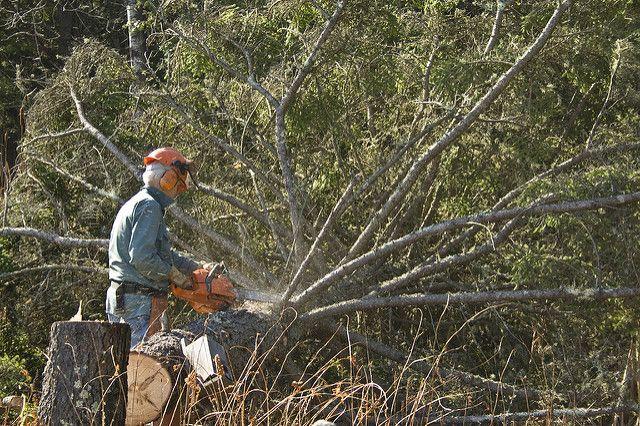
[38,321,130,426]
[127,0,147,79]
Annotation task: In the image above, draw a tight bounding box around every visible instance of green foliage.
[0,355,31,397]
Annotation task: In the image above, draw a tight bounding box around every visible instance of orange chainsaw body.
[170,268,236,314]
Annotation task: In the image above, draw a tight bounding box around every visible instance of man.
[106,147,207,348]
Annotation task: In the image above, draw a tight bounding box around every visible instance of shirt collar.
[144,186,175,210]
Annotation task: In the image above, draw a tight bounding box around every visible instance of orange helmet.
[143,147,191,168]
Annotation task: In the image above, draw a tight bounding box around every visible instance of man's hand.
[202,261,226,276]
[169,266,193,290]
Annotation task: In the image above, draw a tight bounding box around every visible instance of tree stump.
[38,321,130,426]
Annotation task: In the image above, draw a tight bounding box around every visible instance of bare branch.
[167,207,277,285]
[26,127,84,145]
[483,0,514,55]
[282,176,359,303]
[373,217,523,296]
[170,26,279,107]
[33,157,123,203]
[70,87,141,177]
[439,141,640,257]
[438,405,635,424]
[251,170,290,262]
[274,110,304,265]
[194,180,291,239]
[280,0,346,111]
[162,93,285,200]
[342,0,572,263]
[354,110,455,201]
[291,190,640,306]
[0,227,108,248]
[302,286,640,322]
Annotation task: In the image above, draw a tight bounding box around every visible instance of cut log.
[124,307,288,424]
[126,329,193,426]
[38,321,130,426]
[126,353,173,425]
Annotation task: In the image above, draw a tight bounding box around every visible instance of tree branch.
[282,175,359,303]
[274,110,304,264]
[162,93,285,200]
[438,141,640,257]
[291,190,640,306]
[170,26,279,107]
[354,109,455,201]
[342,0,572,263]
[0,227,108,248]
[437,405,636,424]
[250,170,290,262]
[70,87,141,177]
[0,264,108,281]
[280,0,346,111]
[302,286,640,322]
[26,127,84,145]
[483,0,513,55]
[32,157,124,203]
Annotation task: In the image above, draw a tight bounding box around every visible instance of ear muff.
[159,168,180,191]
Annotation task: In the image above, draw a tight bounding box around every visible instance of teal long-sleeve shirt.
[108,186,199,292]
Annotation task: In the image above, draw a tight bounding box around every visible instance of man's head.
[142,147,192,199]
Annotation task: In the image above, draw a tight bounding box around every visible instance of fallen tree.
[7,0,640,422]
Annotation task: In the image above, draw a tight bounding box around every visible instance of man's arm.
[128,200,172,284]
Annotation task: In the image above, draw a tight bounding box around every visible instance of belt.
[112,280,165,296]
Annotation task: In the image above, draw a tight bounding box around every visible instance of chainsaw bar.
[234,288,281,304]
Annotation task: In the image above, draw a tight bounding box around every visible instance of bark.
[127,0,147,79]
[0,227,108,248]
[186,308,288,377]
[38,321,130,426]
[437,405,637,424]
[483,0,513,55]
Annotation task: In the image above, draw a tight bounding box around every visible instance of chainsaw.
[169,266,279,314]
